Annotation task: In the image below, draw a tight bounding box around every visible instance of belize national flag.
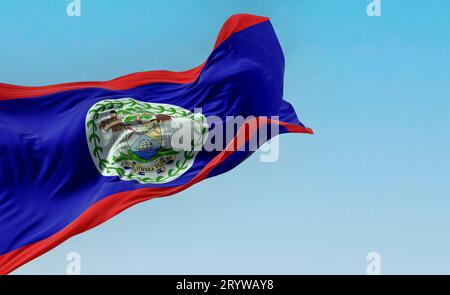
[0,14,312,274]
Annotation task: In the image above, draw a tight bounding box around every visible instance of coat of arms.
[85,98,208,183]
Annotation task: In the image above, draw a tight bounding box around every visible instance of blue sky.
[1,0,450,274]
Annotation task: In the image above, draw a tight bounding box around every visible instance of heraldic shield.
[86,98,209,184]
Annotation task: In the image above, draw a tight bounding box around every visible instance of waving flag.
[0,14,312,274]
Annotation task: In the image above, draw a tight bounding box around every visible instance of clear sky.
[1,0,450,274]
